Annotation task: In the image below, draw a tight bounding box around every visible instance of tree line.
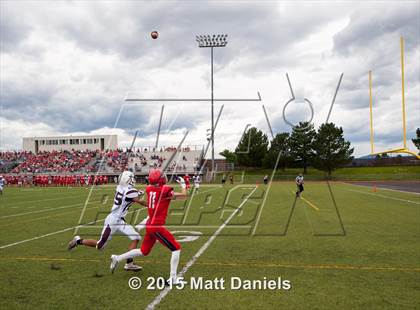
[219,121,354,176]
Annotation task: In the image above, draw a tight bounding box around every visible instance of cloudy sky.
[1,0,419,157]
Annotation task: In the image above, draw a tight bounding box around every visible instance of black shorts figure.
[295,174,304,197]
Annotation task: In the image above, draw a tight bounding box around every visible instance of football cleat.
[124,262,143,272]
[110,255,119,274]
[67,235,81,251]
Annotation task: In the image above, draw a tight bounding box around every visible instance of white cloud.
[1,1,419,157]
[0,117,61,151]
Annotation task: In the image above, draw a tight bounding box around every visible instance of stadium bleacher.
[3,150,99,174]
[0,147,204,186]
[95,148,202,174]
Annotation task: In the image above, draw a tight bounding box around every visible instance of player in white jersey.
[193,174,201,192]
[0,175,4,195]
[68,171,147,271]
[295,173,304,197]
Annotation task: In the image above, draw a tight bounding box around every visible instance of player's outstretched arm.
[133,196,148,207]
[172,177,188,200]
[132,190,148,207]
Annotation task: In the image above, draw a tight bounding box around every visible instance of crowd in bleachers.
[1,150,99,174]
[0,151,33,162]
[0,147,203,186]
[102,149,128,172]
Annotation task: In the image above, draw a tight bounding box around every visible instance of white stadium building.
[22,135,118,153]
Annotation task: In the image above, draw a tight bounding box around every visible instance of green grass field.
[217,165,420,182]
[0,182,419,309]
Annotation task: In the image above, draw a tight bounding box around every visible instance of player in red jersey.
[183,173,190,190]
[110,169,187,284]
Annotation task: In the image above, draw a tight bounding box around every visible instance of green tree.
[412,128,420,154]
[312,123,354,177]
[235,127,269,167]
[219,149,237,164]
[263,132,291,171]
[289,122,316,173]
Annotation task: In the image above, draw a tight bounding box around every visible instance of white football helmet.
[118,171,135,187]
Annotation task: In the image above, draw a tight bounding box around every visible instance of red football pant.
[141,226,181,255]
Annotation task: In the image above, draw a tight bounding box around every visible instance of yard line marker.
[300,197,320,211]
[343,188,419,205]
[290,191,320,211]
[146,186,257,310]
[0,209,145,250]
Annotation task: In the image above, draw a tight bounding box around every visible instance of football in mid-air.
[151,31,159,39]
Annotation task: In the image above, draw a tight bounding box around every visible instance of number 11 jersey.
[146,185,174,226]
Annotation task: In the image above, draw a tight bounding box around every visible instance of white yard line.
[343,182,420,195]
[343,188,419,205]
[0,205,103,228]
[0,201,99,219]
[1,193,92,207]
[0,209,145,250]
[180,185,223,224]
[0,227,77,249]
[146,186,257,310]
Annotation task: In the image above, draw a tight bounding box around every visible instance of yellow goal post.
[368,36,419,160]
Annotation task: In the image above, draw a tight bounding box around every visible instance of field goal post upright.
[368,36,420,159]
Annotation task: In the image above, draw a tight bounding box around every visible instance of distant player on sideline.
[193,174,201,192]
[183,174,191,190]
[0,175,4,195]
[295,173,304,197]
[110,169,188,285]
[68,171,146,271]
[263,175,268,185]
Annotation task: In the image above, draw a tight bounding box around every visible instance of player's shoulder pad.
[163,185,174,192]
[162,185,174,197]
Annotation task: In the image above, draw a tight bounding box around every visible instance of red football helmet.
[148,169,166,185]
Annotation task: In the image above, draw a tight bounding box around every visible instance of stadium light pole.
[196,34,228,177]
